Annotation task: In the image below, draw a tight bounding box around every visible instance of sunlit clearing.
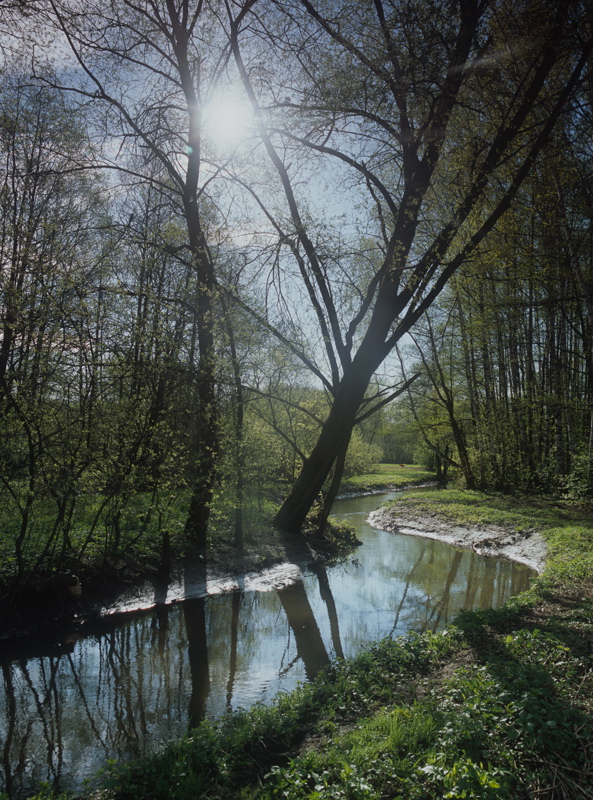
[203,92,254,150]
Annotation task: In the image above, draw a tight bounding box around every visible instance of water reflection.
[311,564,345,660]
[0,492,533,798]
[225,591,241,711]
[185,597,209,727]
[277,581,331,680]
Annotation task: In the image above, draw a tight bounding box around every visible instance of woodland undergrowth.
[10,490,593,800]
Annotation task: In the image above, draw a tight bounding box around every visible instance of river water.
[0,491,533,798]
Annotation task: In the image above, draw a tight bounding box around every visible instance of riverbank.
[0,521,323,647]
[0,465,433,645]
[368,499,547,572]
[92,489,593,800]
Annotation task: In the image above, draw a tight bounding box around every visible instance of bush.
[343,431,383,478]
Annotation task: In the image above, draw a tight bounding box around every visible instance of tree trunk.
[221,294,246,548]
[449,413,477,490]
[184,361,218,549]
[274,361,372,533]
[318,435,351,532]
[182,201,219,547]
[183,280,218,549]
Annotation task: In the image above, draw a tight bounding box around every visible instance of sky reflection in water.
[0,492,532,798]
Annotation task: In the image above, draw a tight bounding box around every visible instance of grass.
[387,488,591,531]
[8,486,593,800]
[338,463,437,494]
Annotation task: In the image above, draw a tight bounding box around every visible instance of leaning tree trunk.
[274,358,373,533]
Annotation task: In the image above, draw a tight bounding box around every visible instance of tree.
[32,0,254,547]
[401,124,593,497]
[226,0,593,531]
[8,0,593,545]
[449,156,593,495]
[0,72,111,584]
[399,311,474,485]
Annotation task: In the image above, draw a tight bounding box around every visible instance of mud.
[368,506,547,573]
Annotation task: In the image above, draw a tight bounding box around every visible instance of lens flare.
[203,92,253,149]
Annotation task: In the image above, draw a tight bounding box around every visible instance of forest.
[0,0,592,606]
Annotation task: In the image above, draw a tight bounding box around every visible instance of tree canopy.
[0,0,591,593]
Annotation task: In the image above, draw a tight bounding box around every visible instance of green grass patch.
[387,489,547,529]
[387,488,591,531]
[339,463,437,494]
[245,609,593,799]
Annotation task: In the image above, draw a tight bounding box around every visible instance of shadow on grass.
[453,603,593,799]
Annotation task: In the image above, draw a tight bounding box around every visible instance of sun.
[203,91,254,150]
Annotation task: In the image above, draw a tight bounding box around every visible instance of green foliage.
[375,414,419,465]
[339,464,436,494]
[542,524,593,587]
[262,760,381,800]
[558,449,593,500]
[239,390,385,489]
[0,488,189,585]
[418,759,511,799]
[240,619,593,800]
[304,515,362,556]
[0,480,293,593]
[342,430,383,479]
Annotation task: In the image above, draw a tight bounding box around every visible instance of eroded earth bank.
[369,501,547,573]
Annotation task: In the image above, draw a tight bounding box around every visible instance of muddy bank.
[0,524,355,646]
[368,505,547,573]
[1,488,415,644]
[90,538,312,618]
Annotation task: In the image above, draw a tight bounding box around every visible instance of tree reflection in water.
[184,597,210,728]
[226,591,241,711]
[277,581,331,680]
[311,564,345,660]
[2,662,18,798]
[0,493,533,799]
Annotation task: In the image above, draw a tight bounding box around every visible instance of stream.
[0,490,533,798]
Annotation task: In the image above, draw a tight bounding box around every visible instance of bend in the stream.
[0,489,533,799]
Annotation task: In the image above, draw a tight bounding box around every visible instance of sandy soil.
[368,505,547,573]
